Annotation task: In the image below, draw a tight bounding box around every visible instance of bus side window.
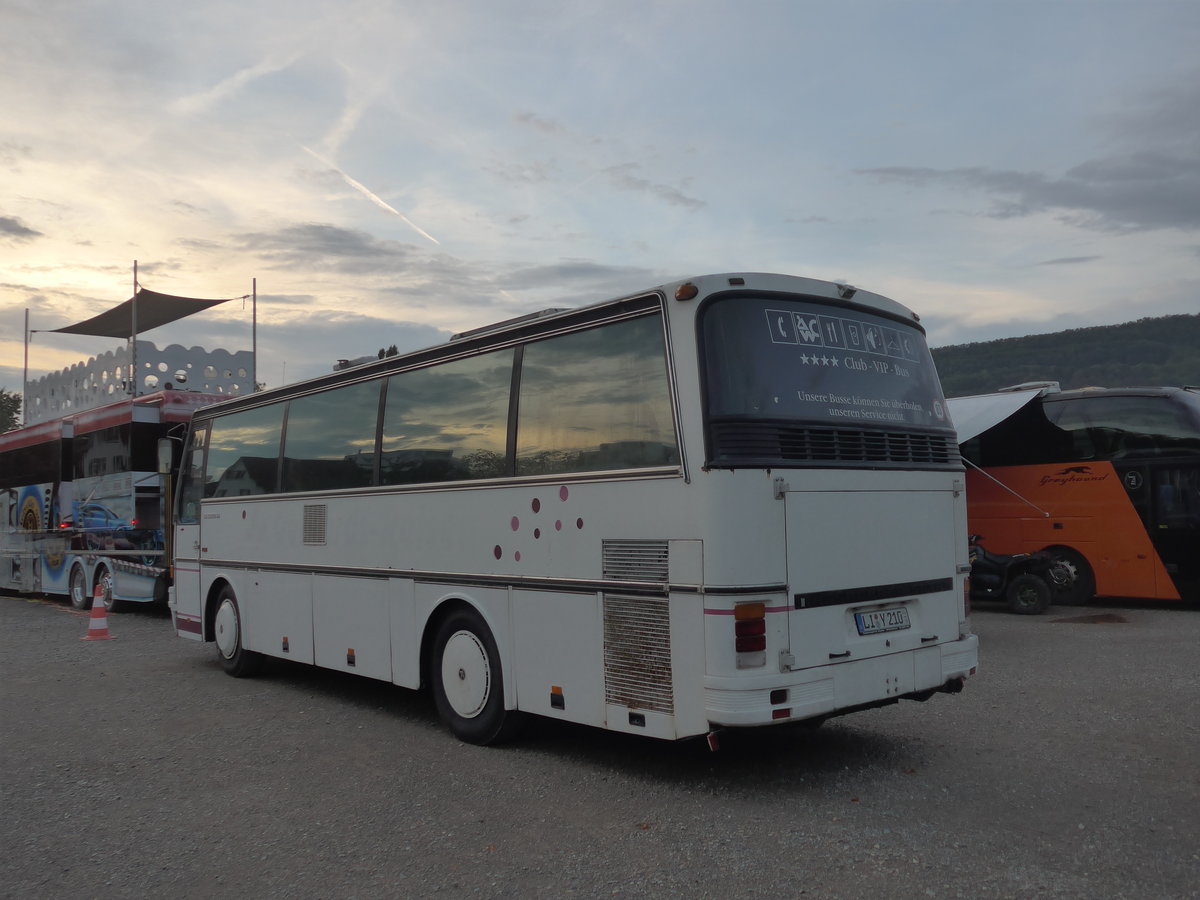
[205,405,285,497]
[1068,395,1194,459]
[176,425,208,524]
[281,380,380,493]
[380,349,514,486]
[515,315,678,476]
[1039,398,1097,460]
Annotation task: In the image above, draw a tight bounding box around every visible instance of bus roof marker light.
[835,283,857,299]
[674,283,699,301]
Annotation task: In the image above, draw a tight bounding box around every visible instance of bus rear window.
[701,295,957,468]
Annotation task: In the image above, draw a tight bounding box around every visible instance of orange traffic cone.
[81,586,115,641]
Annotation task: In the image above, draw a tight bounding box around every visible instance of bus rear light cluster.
[734,602,767,668]
[735,618,765,652]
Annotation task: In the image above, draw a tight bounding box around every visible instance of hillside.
[931,313,1200,398]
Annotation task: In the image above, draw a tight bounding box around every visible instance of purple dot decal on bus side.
[576,518,584,529]
[534,528,541,539]
[511,516,520,531]
[555,520,563,531]
[532,498,541,513]
[559,486,569,501]
[515,551,522,562]
[494,545,502,560]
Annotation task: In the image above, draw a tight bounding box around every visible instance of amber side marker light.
[675,282,699,301]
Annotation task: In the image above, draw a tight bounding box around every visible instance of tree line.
[931,313,1200,398]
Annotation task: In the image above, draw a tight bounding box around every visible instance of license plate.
[855,606,911,635]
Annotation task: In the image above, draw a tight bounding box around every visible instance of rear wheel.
[430,607,523,745]
[68,564,92,610]
[95,565,120,613]
[1045,547,1094,605]
[1006,572,1052,615]
[213,586,263,677]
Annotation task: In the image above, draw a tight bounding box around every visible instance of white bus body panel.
[313,576,392,681]
[179,464,974,739]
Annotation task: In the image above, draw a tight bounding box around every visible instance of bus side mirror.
[157,438,173,474]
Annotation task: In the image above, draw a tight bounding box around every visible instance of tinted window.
[516,315,678,475]
[0,440,66,490]
[282,381,381,492]
[964,400,1077,467]
[206,405,284,497]
[702,296,951,432]
[381,349,514,485]
[1046,395,1200,458]
[176,423,208,523]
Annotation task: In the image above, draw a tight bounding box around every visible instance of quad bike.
[968,535,1069,615]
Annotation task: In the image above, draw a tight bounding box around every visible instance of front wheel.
[213,586,263,677]
[1045,547,1095,606]
[1006,572,1052,615]
[429,608,523,745]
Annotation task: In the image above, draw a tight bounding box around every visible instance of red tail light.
[734,602,767,667]
[735,618,766,652]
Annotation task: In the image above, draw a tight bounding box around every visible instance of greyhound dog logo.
[1056,465,1092,475]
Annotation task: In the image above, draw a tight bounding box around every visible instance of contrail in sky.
[302,146,440,245]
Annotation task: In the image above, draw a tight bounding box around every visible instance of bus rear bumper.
[703,633,979,728]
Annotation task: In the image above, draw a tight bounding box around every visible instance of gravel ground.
[1,594,1198,899]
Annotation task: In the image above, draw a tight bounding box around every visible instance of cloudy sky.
[3,0,1198,396]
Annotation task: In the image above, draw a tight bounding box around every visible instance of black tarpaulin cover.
[49,288,236,338]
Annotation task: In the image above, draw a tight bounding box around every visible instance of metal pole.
[131,260,138,396]
[22,308,29,426]
[252,277,257,392]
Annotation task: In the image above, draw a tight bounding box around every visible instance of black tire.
[213,586,263,677]
[1006,572,1052,615]
[68,563,92,610]
[429,607,523,745]
[1045,546,1095,606]
[95,566,121,614]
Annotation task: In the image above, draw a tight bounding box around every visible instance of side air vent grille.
[710,421,960,468]
[603,540,670,583]
[303,504,327,545]
[603,595,674,714]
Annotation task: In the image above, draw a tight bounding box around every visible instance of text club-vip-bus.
[0,390,222,608]
[170,273,978,745]
[950,383,1200,604]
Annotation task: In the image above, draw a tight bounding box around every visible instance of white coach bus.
[170,273,978,745]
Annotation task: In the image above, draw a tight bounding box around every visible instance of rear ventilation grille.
[603,594,674,715]
[303,504,327,545]
[603,540,669,583]
[710,421,960,468]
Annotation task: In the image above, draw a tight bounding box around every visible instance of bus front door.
[171,425,208,640]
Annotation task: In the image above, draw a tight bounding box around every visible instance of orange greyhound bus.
[949,383,1200,605]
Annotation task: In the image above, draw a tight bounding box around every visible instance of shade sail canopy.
[48,288,237,338]
[947,388,1044,443]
